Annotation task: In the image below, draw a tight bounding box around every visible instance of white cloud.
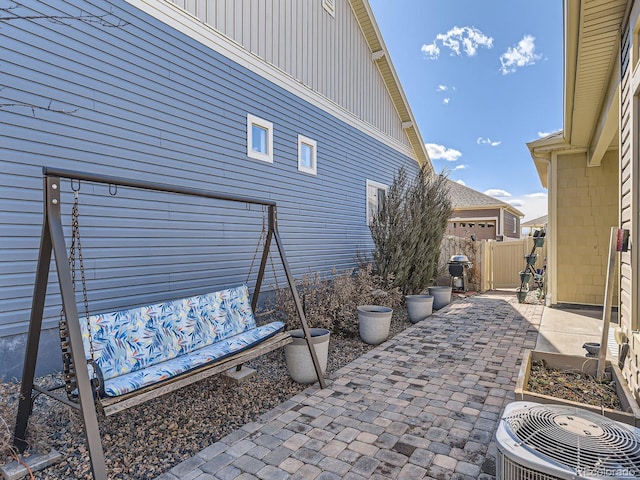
[443,98,450,104]
[421,42,440,59]
[453,164,467,171]
[500,34,542,75]
[484,188,511,198]
[477,137,502,147]
[456,179,466,186]
[511,192,548,222]
[426,143,462,161]
[422,26,493,59]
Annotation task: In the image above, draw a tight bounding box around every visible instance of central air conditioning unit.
[496,402,640,479]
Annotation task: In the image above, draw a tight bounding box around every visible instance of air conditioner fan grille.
[503,404,640,473]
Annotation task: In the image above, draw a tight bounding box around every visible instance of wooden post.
[597,227,619,380]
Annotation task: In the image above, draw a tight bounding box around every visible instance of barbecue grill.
[448,254,472,292]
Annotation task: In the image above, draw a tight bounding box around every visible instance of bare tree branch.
[0,1,128,27]
[0,1,129,115]
[0,99,79,116]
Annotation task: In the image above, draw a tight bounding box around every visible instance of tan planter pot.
[515,349,640,426]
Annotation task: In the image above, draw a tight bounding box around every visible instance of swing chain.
[245,206,281,292]
[59,182,103,410]
[245,206,267,286]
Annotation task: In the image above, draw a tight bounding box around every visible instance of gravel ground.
[1,309,413,479]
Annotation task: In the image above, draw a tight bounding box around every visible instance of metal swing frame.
[13,166,326,480]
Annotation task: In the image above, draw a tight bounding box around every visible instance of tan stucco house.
[445,179,524,241]
[527,0,640,397]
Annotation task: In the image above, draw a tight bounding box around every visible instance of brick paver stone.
[152,293,541,480]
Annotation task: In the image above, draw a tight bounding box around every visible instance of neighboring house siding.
[447,208,500,240]
[0,0,418,377]
[503,212,519,239]
[170,0,409,149]
[554,151,618,306]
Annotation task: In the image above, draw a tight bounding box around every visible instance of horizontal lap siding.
[619,10,637,396]
[620,12,632,333]
[170,0,408,148]
[0,0,418,349]
[503,211,520,239]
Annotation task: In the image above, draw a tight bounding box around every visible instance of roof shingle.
[445,178,524,217]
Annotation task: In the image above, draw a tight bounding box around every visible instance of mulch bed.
[527,360,623,411]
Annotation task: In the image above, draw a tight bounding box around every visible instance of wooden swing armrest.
[100,331,292,416]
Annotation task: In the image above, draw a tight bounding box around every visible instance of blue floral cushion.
[102,321,284,396]
[78,285,277,395]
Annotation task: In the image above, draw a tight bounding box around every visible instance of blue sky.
[368,0,563,221]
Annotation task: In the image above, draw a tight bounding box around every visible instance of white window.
[297,135,317,175]
[247,114,273,163]
[366,179,388,225]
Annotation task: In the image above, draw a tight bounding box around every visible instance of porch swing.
[12,167,325,480]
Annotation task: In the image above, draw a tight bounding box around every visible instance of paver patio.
[155,291,543,480]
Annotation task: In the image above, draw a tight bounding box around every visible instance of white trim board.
[125,0,417,162]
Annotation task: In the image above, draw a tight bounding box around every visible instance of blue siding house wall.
[0,0,421,379]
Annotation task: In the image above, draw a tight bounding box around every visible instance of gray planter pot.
[284,328,330,384]
[516,287,528,303]
[428,286,452,310]
[405,295,433,323]
[357,305,392,345]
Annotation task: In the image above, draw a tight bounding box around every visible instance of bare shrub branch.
[271,266,402,336]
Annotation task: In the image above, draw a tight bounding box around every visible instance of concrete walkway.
[156,291,543,480]
[535,304,617,359]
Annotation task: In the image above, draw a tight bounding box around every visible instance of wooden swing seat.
[71,284,291,416]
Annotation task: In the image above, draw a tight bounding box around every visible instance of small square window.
[247,114,273,163]
[298,135,317,175]
[366,179,388,225]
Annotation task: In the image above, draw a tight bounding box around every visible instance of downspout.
[538,156,554,306]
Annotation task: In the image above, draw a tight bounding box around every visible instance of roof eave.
[349,0,433,171]
[563,0,579,144]
[527,133,572,188]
